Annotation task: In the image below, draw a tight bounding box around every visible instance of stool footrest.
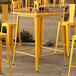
[71,65,76,68]
[16,47,35,51]
[41,46,64,52]
[2,62,9,65]
[2,59,8,62]
[16,51,35,57]
[40,51,64,57]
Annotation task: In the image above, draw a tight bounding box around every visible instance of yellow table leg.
[6,37,12,76]
[60,15,67,66]
[66,25,70,56]
[40,17,44,59]
[0,38,2,73]
[35,16,40,72]
[12,16,19,64]
[68,37,75,76]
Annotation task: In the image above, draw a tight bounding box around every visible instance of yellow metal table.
[12,11,67,72]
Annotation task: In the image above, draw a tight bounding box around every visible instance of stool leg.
[68,37,75,76]
[74,24,76,35]
[12,16,19,64]
[6,38,12,76]
[64,26,66,53]
[1,26,3,32]
[18,25,23,56]
[7,25,10,52]
[0,38,2,73]
[55,24,60,54]
[40,17,44,59]
[66,25,70,56]
[60,15,67,65]
[11,27,14,54]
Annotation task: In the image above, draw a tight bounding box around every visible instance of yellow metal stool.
[1,4,16,54]
[0,32,12,76]
[68,35,76,76]
[55,4,76,56]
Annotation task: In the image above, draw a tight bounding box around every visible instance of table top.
[12,11,67,17]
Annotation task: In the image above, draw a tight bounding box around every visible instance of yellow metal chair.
[11,0,23,11]
[25,0,30,9]
[68,35,76,76]
[55,4,76,56]
[53,0,67,7]
[0,32,12,76]
[1,4,16,54]
[44,0,50,6]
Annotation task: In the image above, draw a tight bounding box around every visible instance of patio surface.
[1,45,76,76]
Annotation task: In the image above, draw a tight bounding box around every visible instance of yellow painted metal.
[2,62,9,65]
[12,11,67,71]
[16,51,35,57]
[55,24,60,54]
[17,18,23,56]
[40,17,44,59]
[40,51,64,57]
[55,15,67,65]
[71,63,76,65]
[34,1,39,11]
[68,36,75,76]
[11,0,23,11]
[2,59,8,62]
[71,65,76,68]
[0,33,12,76]
[44,0,50,6]
[53,0,67,7]
[25,0,27,9]
[0,38,2,73]
[53,0,56,6]
[2,4,8,22]
[25,0,30,9]
[35,16,40,72]
[42,47,64,52]
[16,47,35,51]
[12,15,20,64]
[59,0,65,7]
[39,0,41,5]
[1,4,16,54]
[60,15,67,66]
[56,4,76,57]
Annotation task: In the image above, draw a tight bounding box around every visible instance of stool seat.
[2,22,16,27]
[58,21,75,26]
[0,32,7,38]
[1,22,16,54]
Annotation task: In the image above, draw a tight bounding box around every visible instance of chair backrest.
[53,0,67,7]
[2,4,8,22]
[69,4,75,22]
